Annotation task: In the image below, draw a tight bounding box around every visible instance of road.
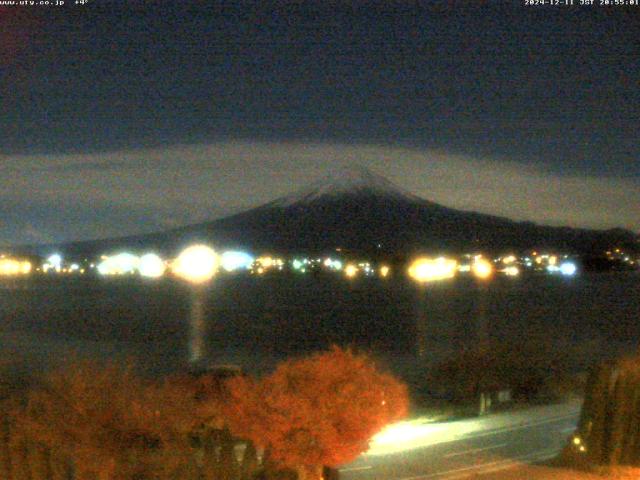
[339,400,582,480]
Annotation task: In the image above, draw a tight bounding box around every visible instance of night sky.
[1,2,638,245]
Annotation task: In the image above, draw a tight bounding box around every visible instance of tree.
[15,360,204,480]
[430,339,572,405]
[574,354,640,467]
[224,346,409,480]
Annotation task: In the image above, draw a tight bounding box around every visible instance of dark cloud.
[0,5,638,178]
[0,5,637,245]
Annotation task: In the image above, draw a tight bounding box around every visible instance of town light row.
[0,247,580,282]
[93,246,219,283]
[406,255,580,283]
[91,247,386,283]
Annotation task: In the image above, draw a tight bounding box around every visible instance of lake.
[0,271,638,381]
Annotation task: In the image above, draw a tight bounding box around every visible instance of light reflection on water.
[188,288,207,364]
[0,272,638,377]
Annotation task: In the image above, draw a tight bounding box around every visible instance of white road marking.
[443,442,508,458]
[560,426,576,434]
[340,465,373,472]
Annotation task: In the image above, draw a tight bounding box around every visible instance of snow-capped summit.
[271,165,419,207]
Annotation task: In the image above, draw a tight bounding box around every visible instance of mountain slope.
[183,166,633,255]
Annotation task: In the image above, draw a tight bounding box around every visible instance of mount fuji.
[42,165,638,258]
[267,166,423,207]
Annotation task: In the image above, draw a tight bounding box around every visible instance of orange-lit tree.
[224,346,409,480]
[166,370,250,480]
[16,361,203,480]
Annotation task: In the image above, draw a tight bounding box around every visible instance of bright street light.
[471,258,493,280]
[172,244,218,284]
[560,262,577,276]
[407,257,457,284]
[220,250,254,272]
[139,253,166,278]
[345,264,358,278]
[96,252,139,276]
